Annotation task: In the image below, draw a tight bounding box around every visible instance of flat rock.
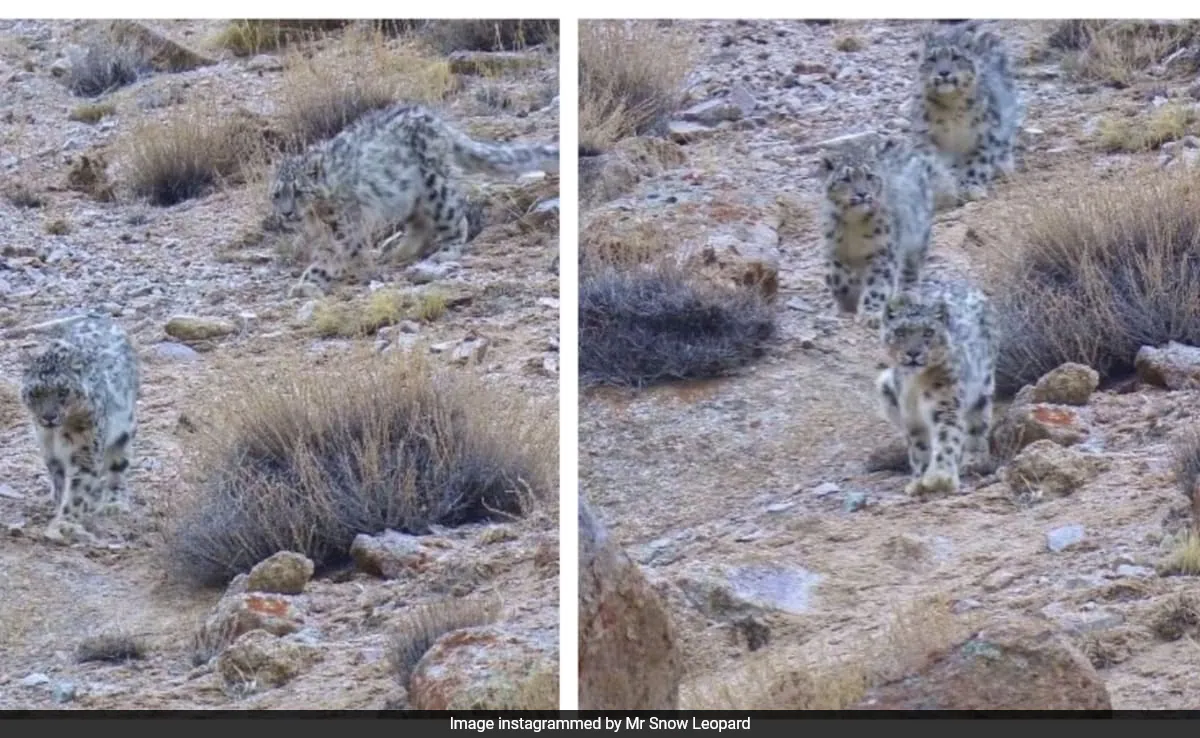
[1047,524,1086,553]
[680,99,744,126]
[1135,342,1200,390]
[164,315,237,343]
[680,563,821,618]
[579,499,681,709]
[668,120,717,144]
[349,529,445,579]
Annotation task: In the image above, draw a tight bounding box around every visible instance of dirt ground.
[579,19,1200,709]
[0,19,559,709]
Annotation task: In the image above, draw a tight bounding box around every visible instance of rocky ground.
[0,19,559,709]
[580,19,1200,709]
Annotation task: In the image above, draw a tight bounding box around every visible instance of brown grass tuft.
[3,182,44,209]
[835,35,864,52]
[210,20,350,57]
[1161,532,1200,576]
[76,631,148,663]
[275,35,457,152]
[44,218,71,235]
[579,20,691,152]
[124,108,272,206]
[1150,591,1200,639]
[1175,430,1200,534]
[987,166,1200,396]
[388,596,501,688]
[69,101,116,124]
[1097,103,1197,152]
[310,288,450,338]
[1054,20,1198,88]
[683,595,969,709]
[162,352,556,588]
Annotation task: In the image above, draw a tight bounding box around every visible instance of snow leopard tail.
[429,116,559,177]
[0,311,106,340]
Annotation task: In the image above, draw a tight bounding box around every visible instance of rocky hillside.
[0,19,559,709]
[580,19,1200,710]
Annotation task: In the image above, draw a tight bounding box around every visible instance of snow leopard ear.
[819,152,837,174]
[884,293,909,320]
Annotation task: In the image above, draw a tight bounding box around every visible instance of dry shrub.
[684,595,968,709]
[388,597,500,688]
[1097,103,1197,152]
[211,19,350,57]
[989,167,1200,396]
[66,154,116,202]
[125,109,272,206]
[423,20,557,54]
[1150,592,1200,639]
[276,35,457,151]
[76,631,147,663]
[579,20,691,152]
[580,236,776,387]
[66,37,146,97]
[162,352,555,588]
[3,182,44,209]
[69,101,116,124]
[1162,532,1200,576]
[835,35,864,52]
[1053,19,1198,87]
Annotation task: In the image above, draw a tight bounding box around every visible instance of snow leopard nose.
[937,69,951,79]
[40,412,59,425]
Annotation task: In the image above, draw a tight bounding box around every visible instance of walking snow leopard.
[269,103,559,298]
[19,311,139,544]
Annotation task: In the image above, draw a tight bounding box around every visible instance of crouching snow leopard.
[910,22,1021,202]
[875,278,997,497]
[819,136,938,327]
[270,103,560,298]
[19,311,139,544]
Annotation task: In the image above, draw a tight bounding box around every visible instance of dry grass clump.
[162,353,555,587]
[1052,19,1198,87]
[1161,532,1200,576]
[211,19,350,57]
[579,20,691,153]
[1097,103,1197,152]
[835,35,864,52]
[1175,429,1200,529]
[1149,592,1200,640]
[65,38,145,97]
[68,101,117,124]
[310,289,449,338]
[3,182,44,209]
[76,631,148,663]
[988,167,1200,396]
[683,595,967,709]
[125,109,272,206]
[389,597,501,688]
[580,254,776,388]
[275,37,456,151]
[423,20,558,54]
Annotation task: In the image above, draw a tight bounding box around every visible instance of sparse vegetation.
[1162,533,1200,576]
[579,20,691,152]
[579,263,777,388]
[835,35,864,52]
[1175,430,1200,534]
[4,183,44,209]
[989,167,1200,396]
[1150,592,1200,639]
[65,39,145,97]
[76,631,147,663]
[124,109,271,206]
[424,19,557,54]
[310,289,450,338]
[69,101,117,124]
[44,218,71,235]
[388,597,500,687]
[163,354,555,587]
[66,154,116,202]
[1097,103,1197,152]
[211,19,350,57]
[1053,19,1199,88]
[276,41,455,151]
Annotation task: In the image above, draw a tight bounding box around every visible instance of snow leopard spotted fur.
[875,278,997,497]
[910,22,1022,202]
[819,136,939,328]
[269,103,559,297]
[19,311,139,544]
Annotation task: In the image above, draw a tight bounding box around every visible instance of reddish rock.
[408,625,558,710]
[857,615,1112,710]
[579,499,682,709]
